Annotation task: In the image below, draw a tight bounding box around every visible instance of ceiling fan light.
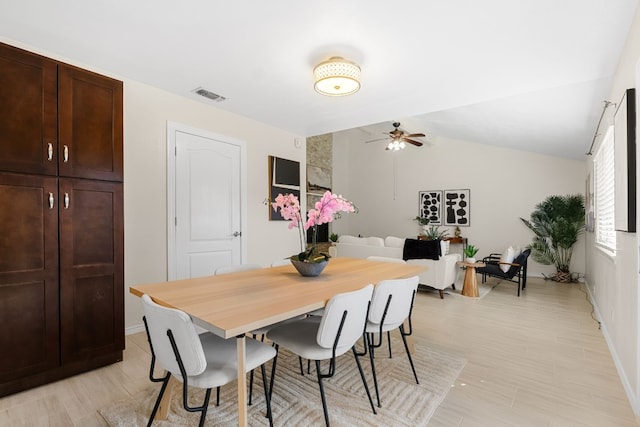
[313,56,361,96]
[399,141,406,149]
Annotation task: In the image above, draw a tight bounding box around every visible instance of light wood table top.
[130,257,425,338]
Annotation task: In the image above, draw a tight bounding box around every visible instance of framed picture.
[268,155,300,220]
[614,88,636,232]
[307,165,332,194]
[418,191,443,225]
[444,189,470,226]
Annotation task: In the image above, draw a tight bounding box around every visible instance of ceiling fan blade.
[404,133,426,138]
[403,138,424,147]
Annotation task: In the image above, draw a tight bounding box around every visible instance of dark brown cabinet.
[0,42,124,396]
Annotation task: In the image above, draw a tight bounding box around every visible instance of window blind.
[594,126,616,252]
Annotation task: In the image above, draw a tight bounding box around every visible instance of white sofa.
[328,235,461,298]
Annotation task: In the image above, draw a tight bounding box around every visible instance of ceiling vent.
[192,87,227,102]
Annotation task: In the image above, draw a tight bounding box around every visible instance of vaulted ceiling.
[2,0,637,159]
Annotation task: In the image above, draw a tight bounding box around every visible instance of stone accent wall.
[306,133,333,242]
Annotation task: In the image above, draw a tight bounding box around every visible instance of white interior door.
[167,123,245,280]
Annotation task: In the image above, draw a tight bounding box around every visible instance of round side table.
[456,261,486,297]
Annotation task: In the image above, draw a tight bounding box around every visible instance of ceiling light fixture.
[313,56,361,96]
[387,139,406,151]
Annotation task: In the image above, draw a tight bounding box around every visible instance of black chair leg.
[249,369,254,405]
[269,346,279,402]
[400,326,419,384]
[352,346,377,415]
[366,334,382,408]
[298,356,304,375]
[261,363,274,426]
[147,373,171,427]
[197,388,212,427]
[387,331,392,358]
[216,386,220,406]
[315,360,331,427]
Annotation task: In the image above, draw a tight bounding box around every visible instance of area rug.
[99,341,466,427]
[444,281,499,299]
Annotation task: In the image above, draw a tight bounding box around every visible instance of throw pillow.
[384,236,406,248]
[403,238,440,261]
[440,240,450,255]
[499,246,515,273]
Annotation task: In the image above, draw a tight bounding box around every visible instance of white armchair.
[406,253,461,298]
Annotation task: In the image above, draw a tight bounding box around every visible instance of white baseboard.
[125,323,145,336]
[583,279,639,416]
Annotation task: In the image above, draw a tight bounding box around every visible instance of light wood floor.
[0,276,637,426]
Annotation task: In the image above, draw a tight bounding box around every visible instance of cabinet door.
[58,65,123,182]
[0,43,58,176]
[0,173,59,382]
[59,178,124,363]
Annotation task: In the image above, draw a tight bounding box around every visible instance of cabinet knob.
[64,193,70,209]
[63,145,69,163]
[48,192,54,209]
[47,143,53,161]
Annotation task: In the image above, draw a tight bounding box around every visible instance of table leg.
[157,374,177,420]
[461,266,479,297]
[237,335,247,427]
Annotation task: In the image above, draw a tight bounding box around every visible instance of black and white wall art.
[418,191,443,225]
[444,189,470,226]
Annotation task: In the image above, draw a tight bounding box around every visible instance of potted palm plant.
[520,194,585,283]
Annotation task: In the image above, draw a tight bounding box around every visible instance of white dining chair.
[141,294,276,427]
[270,259,292,267]
[214,263,263,275]
[360,275,420,408]
[267,284,377,427]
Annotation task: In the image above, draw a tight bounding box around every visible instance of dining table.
[129,256,425,427]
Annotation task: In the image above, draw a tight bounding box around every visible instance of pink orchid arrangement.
[272,190,355,262]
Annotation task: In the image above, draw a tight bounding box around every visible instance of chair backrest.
[142,294,207,377]
[507,249,531,277]
[366,256,406,264]
[368,276,419,328]
[214,263,262,275]
[270,259,291,267]
[317,284,374,353]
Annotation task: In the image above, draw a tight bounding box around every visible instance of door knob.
[232,231,242,237]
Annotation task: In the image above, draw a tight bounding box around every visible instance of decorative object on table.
[421,225,449,241]
[418,191,442,225]
[454,226,461,238]
[268,155,300,220]
[271,191,356,276]
[520,194,585,283]
[444,189,470,226]
[414,215,430,235]
[462,244,479,264]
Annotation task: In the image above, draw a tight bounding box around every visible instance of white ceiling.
[2,0,637,159]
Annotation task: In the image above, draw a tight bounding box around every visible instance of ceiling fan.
[365,122,426,151]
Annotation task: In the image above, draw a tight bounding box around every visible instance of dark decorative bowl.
[290,259,329,277]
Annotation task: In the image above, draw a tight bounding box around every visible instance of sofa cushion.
[338,235,385,247]
[384,236,406,248]
[366,237,385,247]
[402,238,441,261]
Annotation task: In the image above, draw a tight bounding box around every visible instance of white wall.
[585,3,640,415]
[332,129,586,277]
